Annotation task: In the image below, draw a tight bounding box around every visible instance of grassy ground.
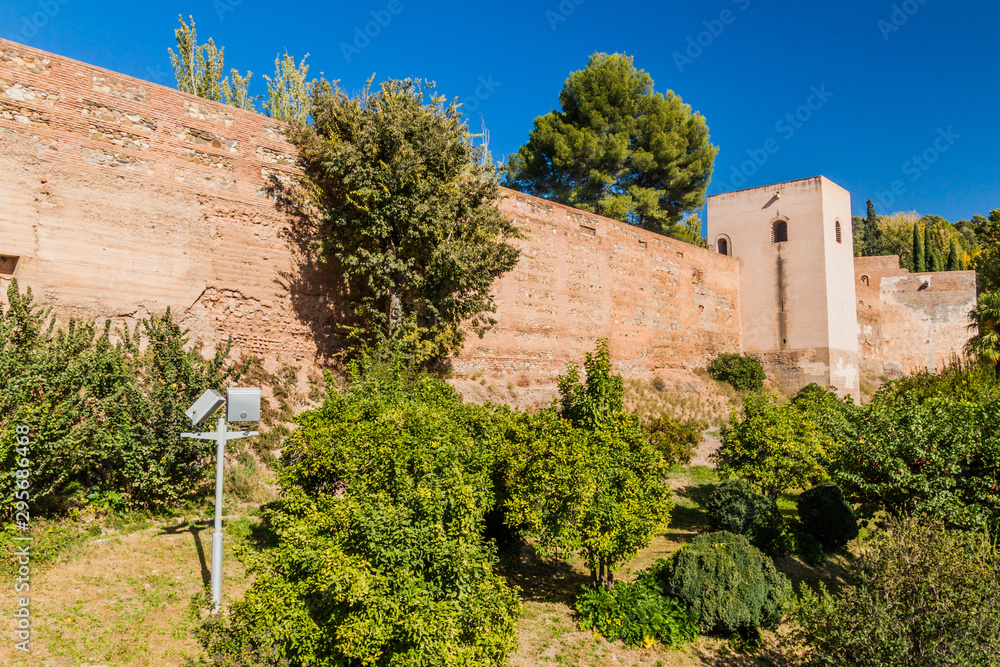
[1,505,259,667]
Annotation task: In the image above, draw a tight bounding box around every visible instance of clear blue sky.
[2,0,998,223]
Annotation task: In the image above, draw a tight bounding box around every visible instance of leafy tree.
[287,78,521,364]
[642,413,703,466]
[505,341,674,588]
[168,15,256,111]
[913,222,926,272]
[969,210,1000,380]
[263,52,312,124]
[796,483,858,550]
[505,52,717,235]
[712,394,830,500]
[836,393,1000,535]
[793,517,1000,667]
[198,360,520,666]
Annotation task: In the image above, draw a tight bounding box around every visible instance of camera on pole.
[181,387,261,612]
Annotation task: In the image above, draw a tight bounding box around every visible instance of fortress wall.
[458,193,743,381]
[855,256,976,379]
[0,38,742,382]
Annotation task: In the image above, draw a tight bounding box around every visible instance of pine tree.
[505,53,717,235]
[913,223,926,272]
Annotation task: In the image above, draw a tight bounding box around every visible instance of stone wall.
[0,38,742,383]
[855,255,976,381]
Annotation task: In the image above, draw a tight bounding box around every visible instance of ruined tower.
[707,176,861,401]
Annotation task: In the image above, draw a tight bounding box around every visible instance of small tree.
[288,78,522,364]
[505,52,717,235]
[912,222,926,272]
[861,199,885,256]
[168,15,256,111]
[506,341,674,588]
[712,394,830,499]
[263,53,312,124]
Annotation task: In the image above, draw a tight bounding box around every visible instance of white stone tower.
[707,176,860,401]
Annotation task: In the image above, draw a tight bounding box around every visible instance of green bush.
[197,357,520,667]
[705,480,785,554]
[797,483,858,550]
[707,353,766,392]
[713,393,830,500]
[794,517,1000,666]
[642,413,704,466]
[657,532,791,637]
[0,281,246,516]
[872,357,999,407]
[574,577,697,649]
[835,395,1000,536]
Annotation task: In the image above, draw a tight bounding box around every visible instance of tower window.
[717,238,729,256]
[861,275,870,286]
[772,220,788,243]
[836,221,843,244]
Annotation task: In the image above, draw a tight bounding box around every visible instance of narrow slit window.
[772,221,788,243]
[836,221,843,244]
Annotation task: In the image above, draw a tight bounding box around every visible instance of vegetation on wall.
[504,52,717,237]
[707,353,766,392]
[286,78,522,365]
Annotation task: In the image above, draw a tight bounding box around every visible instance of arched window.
[836,221,843,244]
[861,275,870,287]
[772,220,788,243]
[717,238,730,256]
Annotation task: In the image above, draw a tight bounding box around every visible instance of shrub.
[794,516,1000,666]
[0,281,246,517]
[797,483,858,550]
[872,357,999,407]
[575,577,697,649]
[642,413,704,466]
[705,480,785,554]
[712,393,830,500]
[836,395,1000,536]
[197,358,520,666]
[657,532,791,636]
[707,353,766,392]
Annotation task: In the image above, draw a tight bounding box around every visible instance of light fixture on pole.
[181,387,261,612]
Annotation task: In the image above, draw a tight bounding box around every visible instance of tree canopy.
[287,78,521,363]
[504,52,717,236]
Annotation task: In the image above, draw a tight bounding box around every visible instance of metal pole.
[210,413,226,612]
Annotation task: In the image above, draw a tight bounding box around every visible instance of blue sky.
[2,0,998,224]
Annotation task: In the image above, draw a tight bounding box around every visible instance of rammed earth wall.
[0,38,743,382]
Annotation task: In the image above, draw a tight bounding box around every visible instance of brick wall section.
[458,193,743,380]
[0,38,742,381]
[855,255,976,378]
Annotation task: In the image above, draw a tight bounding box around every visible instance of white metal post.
[211,413,226,612]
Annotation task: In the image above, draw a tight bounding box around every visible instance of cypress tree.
[947,240,961,271]
[862,199,884,256]
[924,223,935,273]
[913,223,926,272]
